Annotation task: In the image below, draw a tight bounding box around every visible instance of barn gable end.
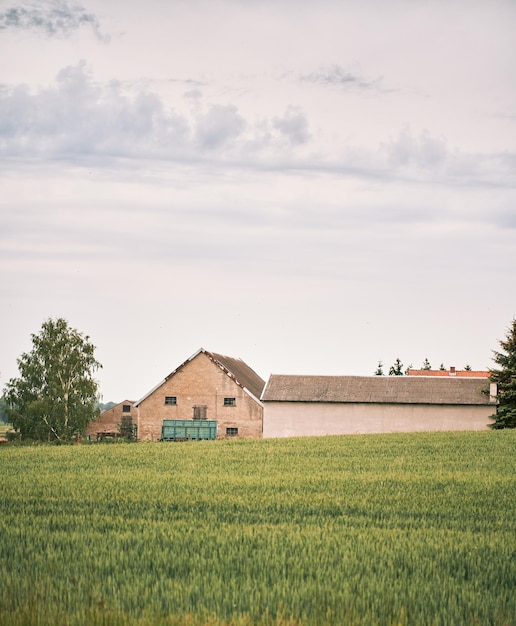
[135,348,265,440]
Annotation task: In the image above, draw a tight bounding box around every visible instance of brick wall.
[86,401,137,438]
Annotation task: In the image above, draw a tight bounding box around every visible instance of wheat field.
[1,430,515,625]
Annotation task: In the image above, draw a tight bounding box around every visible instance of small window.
[224,397,236,407]
[122,404,131,413]
[165,396,177,406]
[226,427,238,437]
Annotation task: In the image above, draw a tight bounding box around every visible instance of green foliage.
[98,401,117,412]
[3,318,102,441]
[374,361,384,376]
[119,415,137,440]
[388,358,403,376]
[0,432,515,626]
[421,358,431,370]
[0,395,8,423]
[490,318,516,429]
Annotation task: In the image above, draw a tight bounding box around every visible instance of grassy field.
[1,431,515,626]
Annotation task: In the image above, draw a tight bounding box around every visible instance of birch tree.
[4,318,102,441]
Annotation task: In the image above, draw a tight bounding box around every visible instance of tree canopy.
[0,396,8,424]
[3,318,102,441]
[489,318,516,429]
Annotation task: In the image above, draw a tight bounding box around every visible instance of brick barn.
[134,348,265,440]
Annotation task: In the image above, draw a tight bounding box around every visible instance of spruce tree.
[389,358,404,376]
[489,318,516,429]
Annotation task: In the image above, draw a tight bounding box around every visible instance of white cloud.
[195,104,246,150]
[1,61,514,194]
[272,106,310,146]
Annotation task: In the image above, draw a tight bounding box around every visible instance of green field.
[1,431,515,626]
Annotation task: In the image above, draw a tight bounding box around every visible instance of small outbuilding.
[261,375,497,438]
[86,400,137,440]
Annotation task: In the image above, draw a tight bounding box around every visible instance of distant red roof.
[407,368,489,378]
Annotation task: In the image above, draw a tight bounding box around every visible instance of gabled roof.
[99,400,136,415]
[261,375,494,406]
[208,351,265,400]
[135,348,265,407]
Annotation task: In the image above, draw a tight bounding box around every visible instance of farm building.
[85,400,137,440]
[134,348,265,440]
[261,375,497,438]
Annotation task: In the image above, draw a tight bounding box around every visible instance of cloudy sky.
[1,0,515,402]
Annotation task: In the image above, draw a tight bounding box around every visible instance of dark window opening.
[122,404,131,413]
[193,405,208,420]
[165,396,177,405]
[224,397,236,406]
[226,427,238,437]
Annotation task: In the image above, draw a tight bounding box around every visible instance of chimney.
[449,366,456,376]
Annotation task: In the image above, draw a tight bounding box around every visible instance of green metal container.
[161,419,218,441]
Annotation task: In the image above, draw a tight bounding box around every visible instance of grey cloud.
[0,0,108,41]
[272,106,310,145]
[0,63,313,164]
[183,88,203,102]
[0,63,513,193]
[301,64,382,91]
[195,104,246,150]
[0,62,191,159]
[383,128,449,170]
[381,129,516,188]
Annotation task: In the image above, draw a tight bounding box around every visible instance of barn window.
[122,404,131,413]
[224,397,236,406]
[193,405,207,420]
[165,396,177,405]
[226,427,238,437]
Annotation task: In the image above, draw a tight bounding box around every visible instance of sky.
[1,0,515,403]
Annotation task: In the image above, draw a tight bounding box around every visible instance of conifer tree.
[489,319,516,429]
[389,358,404,376]
[374,361,384,376]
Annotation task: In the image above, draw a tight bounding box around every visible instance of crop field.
[1,431,515,626]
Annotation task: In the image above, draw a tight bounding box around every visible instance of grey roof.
[261,375,492,406]
[207,350,266,400]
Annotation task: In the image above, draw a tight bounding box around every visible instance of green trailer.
[161,419,218,441]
